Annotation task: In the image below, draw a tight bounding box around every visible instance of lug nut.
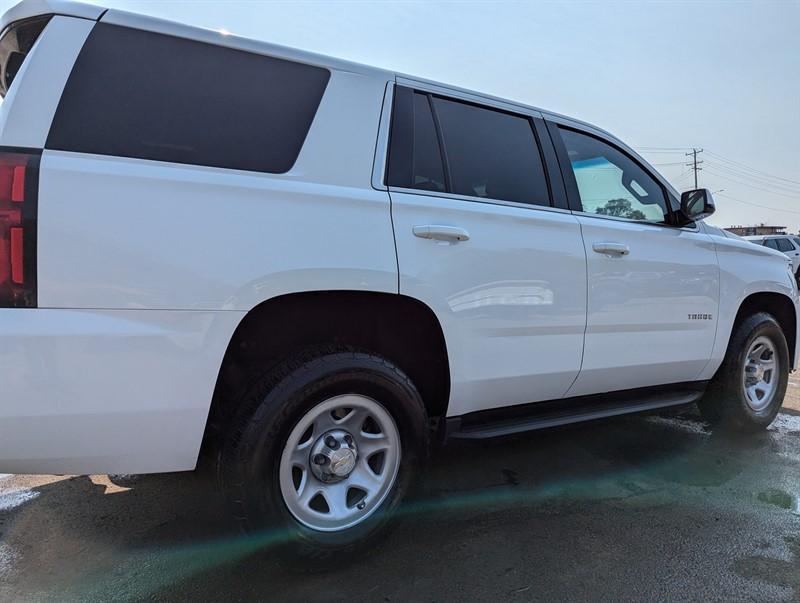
[325,436,339,449]
[313,454,328,465]
[343,434,353,446]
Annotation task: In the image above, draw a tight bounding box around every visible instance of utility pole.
[685,148,704,189]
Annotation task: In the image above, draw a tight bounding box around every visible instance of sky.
[3,0,798,231]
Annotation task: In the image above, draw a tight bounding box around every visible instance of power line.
[704,161,800,194]
[639,147,800,189]
[705,150,800,187]
[635,146,693,151]
[716,192,800,215]
[635,147,691,154]
[704,167,800,199]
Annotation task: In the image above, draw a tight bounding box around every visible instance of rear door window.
[776,238,795,252]
[764,239,780,250]
[47,24,330,174]
[386,87,550,207]
[431,97,550,206]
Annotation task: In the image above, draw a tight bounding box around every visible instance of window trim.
[371,81,394,191]
[385,184,574,217]
[427,93,453,193]
[384,82,558,211]
[547,120,691,230]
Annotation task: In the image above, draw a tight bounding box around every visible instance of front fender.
[698,233,799,379]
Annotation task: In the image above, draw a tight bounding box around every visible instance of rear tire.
[219,349,429,561]
[698,312,788,432]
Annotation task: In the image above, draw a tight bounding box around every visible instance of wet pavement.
[1,399,799,601]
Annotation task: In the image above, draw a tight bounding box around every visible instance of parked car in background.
[745,235,800,278]
[0,0,798,560]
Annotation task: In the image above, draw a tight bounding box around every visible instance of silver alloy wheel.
[742,335,779,412]
[279,394,401,532]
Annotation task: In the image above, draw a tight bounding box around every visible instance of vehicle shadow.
[0,410,793,602]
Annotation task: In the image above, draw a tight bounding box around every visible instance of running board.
[444,382,707,441]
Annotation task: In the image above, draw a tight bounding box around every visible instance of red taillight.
[0,151,38,308]
[11,166,25,202]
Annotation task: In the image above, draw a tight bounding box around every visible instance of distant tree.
[595,198,646,220]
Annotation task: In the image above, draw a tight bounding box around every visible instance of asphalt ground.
[1,387,799,602]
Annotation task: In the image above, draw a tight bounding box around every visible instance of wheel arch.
[732,292,797,366]
[201,290,451,456]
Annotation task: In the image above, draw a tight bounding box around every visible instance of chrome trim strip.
[572,209,699,232]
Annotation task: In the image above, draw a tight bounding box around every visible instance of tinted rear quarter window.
[47,24,330,173]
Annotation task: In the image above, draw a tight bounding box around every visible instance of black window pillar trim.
[426,93,452,193]
[384,84,413,188]
[544,119,583,213]
[532,117,567,210]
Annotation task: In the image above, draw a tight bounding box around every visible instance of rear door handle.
[592,241,630,256]
[413,225,470,242]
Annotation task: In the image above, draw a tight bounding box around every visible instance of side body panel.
[698,226,799,379]
[0,308,243,474]
[38,70,397,310]
[392,192,587,416]
[567,217,719,396]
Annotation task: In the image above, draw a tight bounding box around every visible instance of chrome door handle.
[413,225,470,242]
[592,241,630,256]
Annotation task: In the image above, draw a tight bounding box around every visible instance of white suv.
[1,0,798,558]
[745,234,800,277]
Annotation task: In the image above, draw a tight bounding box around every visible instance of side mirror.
[679,188,716,223]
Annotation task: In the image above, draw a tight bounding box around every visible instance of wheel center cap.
[330,448,356,476]
[746,363,765,383]
[309,429,358,482]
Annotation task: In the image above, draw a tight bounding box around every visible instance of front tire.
[698,312,788,432]
[219,349,429,560]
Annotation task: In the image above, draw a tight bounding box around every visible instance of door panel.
[549,122,720,396]
[392,192,587,416]
[568,217,719,396]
